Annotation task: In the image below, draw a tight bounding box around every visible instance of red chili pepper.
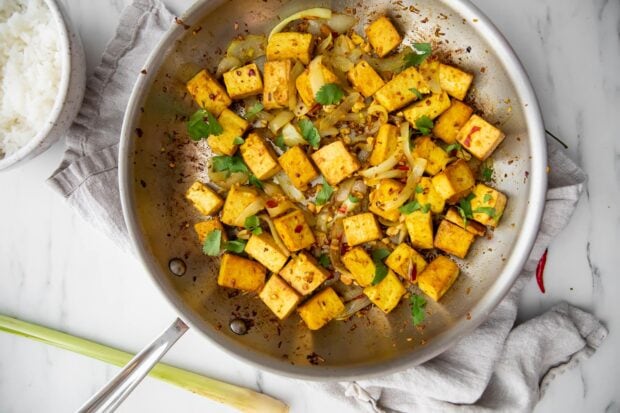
[396,165,410,171]
[409,265,417,283]
[464,126,480,147]
[266,199,279,208]
[294,224,303,233]
[340,243,350,255]
[536,249,548,293]
[338,206,347,213]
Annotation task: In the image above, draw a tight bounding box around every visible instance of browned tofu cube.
[297,287,345,330]
[363,270,406,313]
[259,274,301,320]
[295,65,339,107]
[385,243,427,283]
[431,159,476,203]
[218,253,266,292]
[239,132,281,180]
[470,183,508,228]
[278,146,319,190]
[403,91,451,125]
[432,99,474,144]
[263,60,293,110]
[369,123,399,166]
[365,16,402,57]
[267,32,314,65]
[279,251,328,295]
[311,141,360,186]
[439,63,474,101]
[374,67,430,112]
[221,185,263,226]
[342,247,375,287]
[347,60,385,97]
[207,109,249,156]
[411,136,450,176]
[405,210,434,250]
[456,115,506,161]
[273,209,316,251]
[194,218,228,244]
[343,213,382,246]
[415,177,445,214]
[368,179,403,222]
[186,69,231,116]
[185,181,224,216]
[222,63,263,100]
[245,233,289,273]
[445,208,486,236]
[417,255,460,301]
[434,220,475,259]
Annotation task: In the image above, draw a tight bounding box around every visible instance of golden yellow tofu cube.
[411,136,450,176]
[239,132,281,180]
[343,213,382,246]
[218,253,266,292]
[385,243,427,283]
[417,255,460,301]
[263,60,293,110]
[444,207,487,236]
[405,210,434,250]
[297,287,345,330]
[295,65,339,107]
[432,99,474,144]
[194,218,228,244]
[347,60,385,97]
[456,114,506,161]
[263,190,295,218]
[365,16,402,58]
[439,63,474,101]
[259,274,302,320]
[470,183,508,228]
[245,233,289,273]
[222,63,263,100]
[434,219,475,259]
[342,247,375,287]
[207,109,249,156]
[278,146,319,190]
[363,270,406,313]
[267,32,314,65]
[273,209,316,252]
[186,181,224,216]
[369,123,399,166]
[403,91,451,125]
[374,67,430,112]
[415,177,445,214]
[186,69,231,116]
[431,159,476,203]
[368,179,403,222]
[311,141,360,186]
[279,251,328,295]
[221,185,263,226]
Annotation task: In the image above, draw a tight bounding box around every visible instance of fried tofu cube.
[186,181,224,216]
[343,213,382,246]
[434,220,475,259]
[470,183,508,227]
[365,16,402,57]
[439,63,474,101]
[411,136,450,176]
[259,274,301,319]
[347,60,385,97]
[431,159,475,203]
[267,32,314,65]
[221,185,263,226]
[263,60,293,110]
[417,255,460,301]
[223,63,263,100]
[279,251,328,295]
[374,67,430,112]
[342,247,375,287]
[246,233,289,273]
[369,123,399,166]
[194,218,228,244]
[432,99,474,144]
[368,179,403,222]
[385,243,427,283]
[415,177,445,214]
[273,209,316,251]
[363,270,406,313]
[403,91,451,125]
[311,141,360,186]
[186,69,231,116]
[218,253,266,292]
[297,287,344,330]
[456,114,506,161]
[445,208,487,236]
[207,109,249,156]
[295,65,339,107]
[239,132,281,180]
[278,146,319,190]
[405,210,434,250]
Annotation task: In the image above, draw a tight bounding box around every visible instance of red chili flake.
[266,199,279,208]
[340,243,350,255]
[536,249,548,293]
[338,206,347,213]
[409,265,417,283]
[248,68,256,76]
[396,165,410,171]
[464,126,480,147]
[294,225,303,233]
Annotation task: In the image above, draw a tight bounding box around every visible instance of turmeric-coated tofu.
[259,274,301,320]
[456,114,506,161]
[278,146,319,190]
[445,208,486,236]
[273,209,316,251]
[417,255,460,301]
[365,16,402,58]
[368,179,403,222]
[263,60,293,110]
[218,253,266,292]
[295,65,339,107]
[347,60,385,97]
[431,159,475,203]
[267,32,314,65]
[369,123,399,166]
[223,63,263,100]
[439,63,474,101]
[470,183,507,228]
[343,213,382,246]
[239,132,281,180]
[432,99,474,144]
[434,220,475,259]
[207,109,249,156]
[411,136,450,176]
[342,247,375,287]
[311,141,360,186]
[405,210,434,250]
[186,69,231,116]
[363,270,406,313]
[245,233,289,273]
[221,185,263,226]
[194,218,228,244]
[374,67,430,112]
[385,243,427,283]
[415,177,445,214]
[185,181,224,216]
[279,251,328,295]
[297,287,345,330]
[403,91,451,125]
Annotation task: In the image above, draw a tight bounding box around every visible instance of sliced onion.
[368,103,388,124]
[326,14,357,33]
[419,59,442,94]
[289,61,305,111]
[274,171,305,203]
[366,46,413,74]
[236,198,266,227]
[331,55,354,72]
[334,178,355,202]
[344,111,366,124]
[319,126,339,137]
[262,181,283,197]
[259,214,290,257]
[215,56,241,78]
[208,170,247,189]
[348,47,362,63]
[318,92,360,131]
[281,123,306,146]
[335,295,371,320]
[294,99,311,117]
[360,150,400,178]
[269,8,332,39]
[316,33,333,54]
[308,55,326,97]
[381,158,426,211]
[268,110,295,134]
[339,284,365,301]
[226,34,266,62]
[400,121,417,169]
[366,169,407,186]
[328,218,353,278]
[332,34,353,56]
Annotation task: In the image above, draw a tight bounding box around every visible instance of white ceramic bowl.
[0,0,86,171]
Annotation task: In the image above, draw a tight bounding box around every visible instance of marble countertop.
[1,0,618,411]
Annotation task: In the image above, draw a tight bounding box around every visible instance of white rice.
[0,0,61,159]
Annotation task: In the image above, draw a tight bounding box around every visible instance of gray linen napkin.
[47,1,607,411]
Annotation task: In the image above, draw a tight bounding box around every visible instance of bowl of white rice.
[0,0,85,170]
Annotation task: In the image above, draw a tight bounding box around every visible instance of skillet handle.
[77,318,189,413]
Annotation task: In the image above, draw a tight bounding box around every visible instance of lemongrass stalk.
[0,315,288,413]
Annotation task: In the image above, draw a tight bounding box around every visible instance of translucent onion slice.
[331,55,354,72]
[308,55,326,97]
[269,8,332,39]
[366,169,407,186]
[419,59,442,94]
[380,158,427,211]
[316,33,333,54]
[318,92,360,131]
[326,14,357,33]
[274,171,305,203]
[400,121,417,169]
[226,35,267,62]
[268,110,295,134]
[281,123,306,146]
[288,61,305,111]
[335,295,372,320]
[360,150,400,178]
[207,170,247,189]
[215,56,241,78]
[259,214,290,257]
[366,46,413,74]
[235,198,266,227]
[334,178,355,202]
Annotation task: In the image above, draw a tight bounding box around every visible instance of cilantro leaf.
[212,155,249,174]
[348,194,360,203]
[415,185,424,194]
[299,119,321,149]
[248,174,263,189]
[415,115,434,135]
[474,206,496,218]
[409,87,423,100]
[318,253,331,268]
[481,165,494,182]
[244,215,262,235]
[224,239,247,254]
[315,83,345,105]
[274,134,287,151]
[403,43,432,68]
[456,193,475,225]
[315,177,334,206]
[202,229,221,256]
[483,193,492,203]
[233,136,245,145]
[188,109,223,140]
[410,294,427,326]
[371,248,391,285]
[445,142,462,154]
[244,102,264,120]
[399,200,420,214]
[421,203,431,213]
